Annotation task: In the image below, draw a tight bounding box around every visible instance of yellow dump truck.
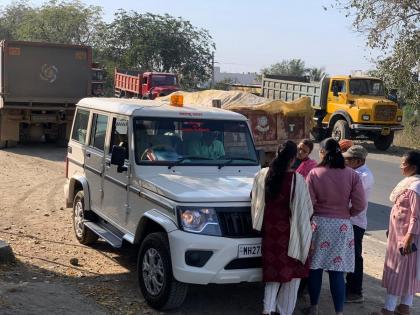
[262,74,404,150]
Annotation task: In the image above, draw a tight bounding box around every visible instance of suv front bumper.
[168,230,262,285]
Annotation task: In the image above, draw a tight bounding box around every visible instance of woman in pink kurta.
[296,139,317,179]
[371,151,420,315]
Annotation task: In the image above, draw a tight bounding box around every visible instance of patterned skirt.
[310,216,355,272]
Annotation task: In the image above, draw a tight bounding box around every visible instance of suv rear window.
[71,109,90,144]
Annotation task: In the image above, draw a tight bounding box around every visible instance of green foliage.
[261,59,326,81]
[95,10,215,89]
[335,0,419,106]
[261,59,307,77]
[0,0,103,45]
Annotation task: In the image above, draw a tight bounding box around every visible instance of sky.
[26,0,378,75]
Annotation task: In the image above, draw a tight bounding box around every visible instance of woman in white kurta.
[372,151,420,315]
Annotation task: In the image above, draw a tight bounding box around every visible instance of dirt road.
[0,145,419,315]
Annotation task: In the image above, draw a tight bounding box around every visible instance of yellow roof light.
[170,94,183,107]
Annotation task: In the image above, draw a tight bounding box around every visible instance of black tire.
[310,128,326,142]
[332,120,351,141]
[137,232,188,310]
[374,132,394,151]
[72,191,98,245]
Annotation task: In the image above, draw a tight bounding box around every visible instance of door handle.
[86,152,91,158]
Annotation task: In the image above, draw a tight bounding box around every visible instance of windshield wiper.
[168,156,213,169]
[217,157,258,169]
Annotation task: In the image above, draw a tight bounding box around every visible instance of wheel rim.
[142,248,165,296]
[332,127,341,141]
[74,200,85,238]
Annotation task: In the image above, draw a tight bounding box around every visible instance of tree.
[261,59,307,77]
[260,59,326,81]
[334,1,420,105]
[0,0,103,45]
[308,67,326,81]
[95,10,215,89]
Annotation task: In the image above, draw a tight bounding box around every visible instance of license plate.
[238,244,261,258]
[381,127,391,136]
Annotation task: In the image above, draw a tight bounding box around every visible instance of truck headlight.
[178,207,222,236]
[397,116,402,122]
[362,114,370,121]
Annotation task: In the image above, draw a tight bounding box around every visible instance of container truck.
[114,68,180,100]
[262,74,404,150]
[0,40,92,148]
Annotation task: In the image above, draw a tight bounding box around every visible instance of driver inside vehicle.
[187,130,225,159]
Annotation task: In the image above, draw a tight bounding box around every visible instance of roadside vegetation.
[333,0,419,147]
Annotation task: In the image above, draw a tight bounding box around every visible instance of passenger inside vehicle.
[187,130,225,159]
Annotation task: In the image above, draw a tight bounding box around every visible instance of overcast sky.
[27,0,378,75]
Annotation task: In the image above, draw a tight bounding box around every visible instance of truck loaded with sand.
[158,90,313,165]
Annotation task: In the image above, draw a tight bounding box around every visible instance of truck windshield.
[151,75,177,87]
[349,79,385,96]
[134,117,258,166]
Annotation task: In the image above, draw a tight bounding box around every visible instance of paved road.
[310,144,403,244]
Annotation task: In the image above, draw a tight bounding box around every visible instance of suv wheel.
[72,191,98,245]
[137,232,188,310]
[332,120,351,141]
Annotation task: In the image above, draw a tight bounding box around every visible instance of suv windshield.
[134,118,258,166]
[349,79,385,96]
[151,75,177,87]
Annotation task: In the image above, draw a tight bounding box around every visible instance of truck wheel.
[72,191,98,245]
[137,232,188,310]
[374,132,394,151]
[332,120,351,141]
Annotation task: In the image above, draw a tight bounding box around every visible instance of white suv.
[64,97,262,309]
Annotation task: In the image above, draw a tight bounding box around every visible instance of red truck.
[114,68,179,100]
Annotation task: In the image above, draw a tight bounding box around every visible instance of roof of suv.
[77,97,246,120]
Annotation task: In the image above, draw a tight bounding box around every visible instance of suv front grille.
[374,105,397,121]
[217,208,260,238]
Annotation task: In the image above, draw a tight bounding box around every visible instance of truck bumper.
[168,230,262,285]
[350,124,404,131]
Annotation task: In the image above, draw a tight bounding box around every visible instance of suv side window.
[109,117,129,159]
[90,113,108,151]
[71,109,90,144]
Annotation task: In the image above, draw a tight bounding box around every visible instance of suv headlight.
[177,207,222,236]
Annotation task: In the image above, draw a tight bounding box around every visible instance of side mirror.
[257,149,265,166]
[111,145,128,172]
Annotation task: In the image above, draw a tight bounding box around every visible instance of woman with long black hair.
[251,140,313,315]
[306,138,366,315]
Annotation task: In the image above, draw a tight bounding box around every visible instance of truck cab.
[142,72,179,99]
[322,75,403,150]
[64,96,261,310]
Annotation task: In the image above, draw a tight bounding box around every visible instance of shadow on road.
[366,202,391,232]
[3,143,67,162]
